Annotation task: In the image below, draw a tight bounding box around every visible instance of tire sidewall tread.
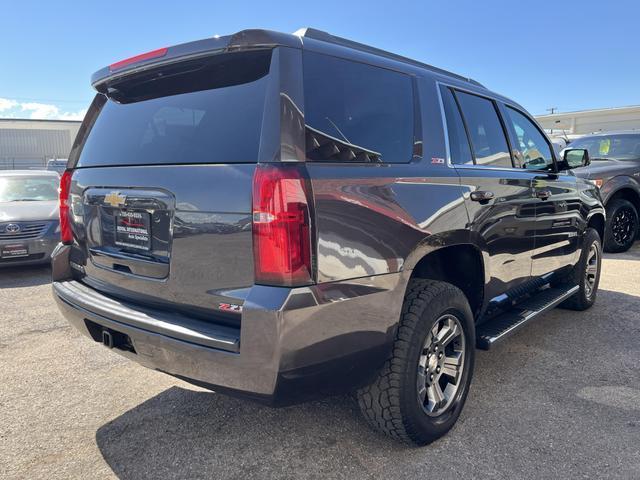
[357,279,475,446]
[561,227,602,311]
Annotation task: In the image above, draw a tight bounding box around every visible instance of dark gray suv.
[568,131,640,252]
[52,28,605,445]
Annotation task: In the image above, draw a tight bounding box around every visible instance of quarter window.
[303,52,415,163]
[455,91,512,168]
[505,107,554,171]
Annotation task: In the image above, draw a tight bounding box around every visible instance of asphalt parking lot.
[2,247,640,480]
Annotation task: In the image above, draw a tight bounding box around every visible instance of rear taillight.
[252,164,314,287]
[59,170,73,244]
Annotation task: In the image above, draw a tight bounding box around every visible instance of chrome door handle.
[470,191,495,202]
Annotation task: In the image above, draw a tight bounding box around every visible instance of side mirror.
[560,148,590,170]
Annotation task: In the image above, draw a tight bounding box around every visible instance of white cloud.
[57,109,88,121]
[0,97,87,120]
[0,98,18,111]
[20,102,60,119]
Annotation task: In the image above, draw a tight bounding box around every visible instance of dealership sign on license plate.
[1,244,28,258]
[115,210,151,251]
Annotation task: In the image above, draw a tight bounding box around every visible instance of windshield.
[569,134,640,161]
[0,176,59,202]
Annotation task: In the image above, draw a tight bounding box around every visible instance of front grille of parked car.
[0,222,50,240]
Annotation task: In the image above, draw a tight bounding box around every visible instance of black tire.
[604,199,638,253]
[356,279,475,445]
[560,227,602,311]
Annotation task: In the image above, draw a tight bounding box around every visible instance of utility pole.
[546,108,558,134]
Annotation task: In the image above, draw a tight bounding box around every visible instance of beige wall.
[535,106,640,135]
[0,119,82,169]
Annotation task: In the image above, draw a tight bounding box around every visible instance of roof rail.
[294,28,484,88]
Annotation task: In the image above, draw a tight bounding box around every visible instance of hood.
[572,160,638,180]
[0,200,59,223]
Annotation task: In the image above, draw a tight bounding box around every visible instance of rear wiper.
[12,199,41,202]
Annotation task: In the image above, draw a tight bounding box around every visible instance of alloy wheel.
[417,314,465,416]
[584,243,599,299]
[611,207,636,246]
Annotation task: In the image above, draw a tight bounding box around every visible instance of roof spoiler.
[91,29,301,91]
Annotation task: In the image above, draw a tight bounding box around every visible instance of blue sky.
[1,0,638,120]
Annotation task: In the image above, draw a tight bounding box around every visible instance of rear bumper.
[52,248,406,405]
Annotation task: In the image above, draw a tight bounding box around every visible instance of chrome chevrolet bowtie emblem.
[104,191,126,208]
[5,223,20,233]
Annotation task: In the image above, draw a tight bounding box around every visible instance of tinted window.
[75,50,272,167]
[441,87,473,165]
[455,91,512,168]
[569,134,640,161]
[304,52,414,163]
[505,107,554,170]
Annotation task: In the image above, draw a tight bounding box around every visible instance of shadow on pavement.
[603,242,640,261]
[0,264,51,288]
[96,389,403,479]
[95,290,640,479]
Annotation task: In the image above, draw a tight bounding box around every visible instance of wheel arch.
[603,180,640,214]
[586,212,606,242]
[404,236,486,320]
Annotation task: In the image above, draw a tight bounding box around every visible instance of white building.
[0,118,81,170]
[535,105,640,137]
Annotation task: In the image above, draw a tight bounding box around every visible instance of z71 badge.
[219,303,243,312]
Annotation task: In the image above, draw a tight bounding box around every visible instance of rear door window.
[455,91,513,168]
[303,52,415,163]
[441,87,473,165]
[74,50,272,167]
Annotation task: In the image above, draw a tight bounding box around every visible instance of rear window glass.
[441,87,473,165]
[303,52,414,163]
[455,91,512,168]
[75,50,272,167]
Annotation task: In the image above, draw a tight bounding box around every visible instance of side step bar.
[476,285,579,350]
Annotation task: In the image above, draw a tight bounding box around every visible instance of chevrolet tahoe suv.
[52,28,605,445]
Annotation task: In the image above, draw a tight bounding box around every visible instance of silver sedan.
[0,170,61,267]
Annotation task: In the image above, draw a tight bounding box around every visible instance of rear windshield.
[74,50,272,167]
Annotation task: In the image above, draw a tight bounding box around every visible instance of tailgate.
[71,164,255,320]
